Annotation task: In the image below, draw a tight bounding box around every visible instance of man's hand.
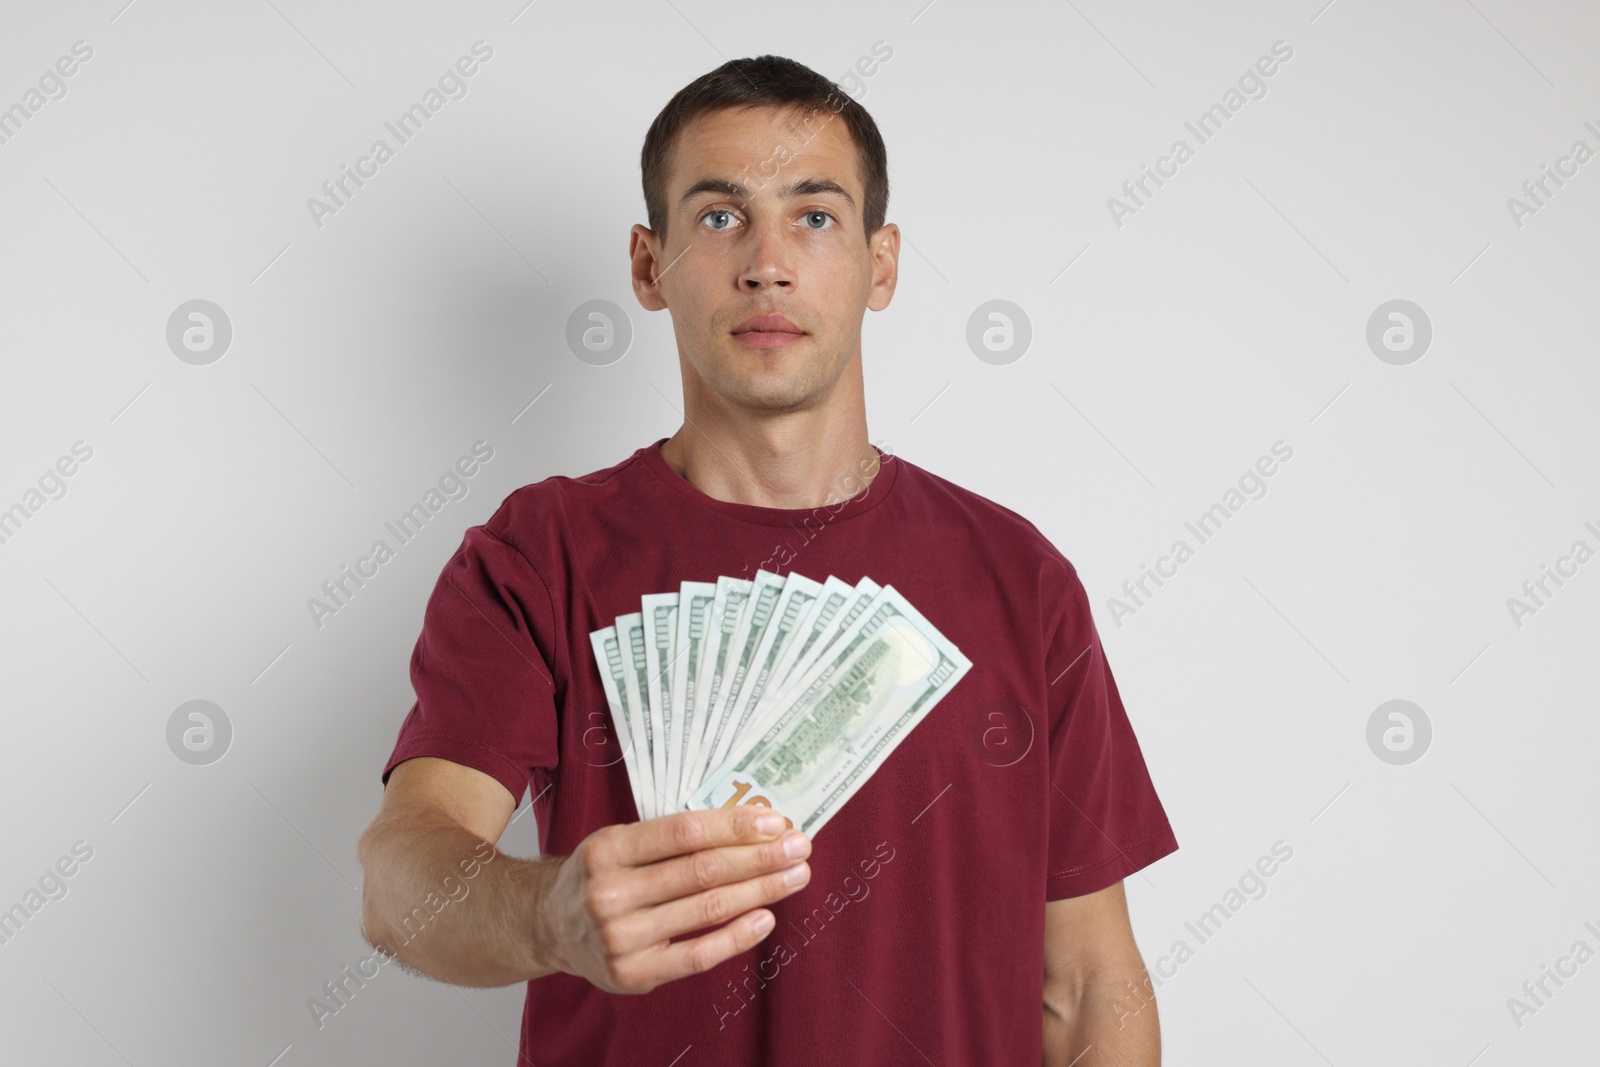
[537,807,812,994]
[357,758,811,991]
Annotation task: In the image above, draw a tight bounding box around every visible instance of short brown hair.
[640,55,890,244]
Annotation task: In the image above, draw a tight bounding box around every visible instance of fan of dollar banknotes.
[589,569,973,837]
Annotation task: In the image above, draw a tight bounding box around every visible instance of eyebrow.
[677,176,856,210]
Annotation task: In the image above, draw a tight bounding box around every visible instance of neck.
[659,405,880,512]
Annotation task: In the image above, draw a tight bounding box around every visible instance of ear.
[866,222,900,312]
[630,224,670,311]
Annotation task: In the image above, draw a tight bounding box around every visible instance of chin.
[727,379,817,412]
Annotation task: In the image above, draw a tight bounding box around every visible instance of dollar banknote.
[681,588,966,838]
[640,591,679,815]
[718,570,822,772]
[697,569,787,781]
[685,584,971,836]
[752,575,879,728]
[590,573,970,832]
[681,575,753,794]
[612,611,657,818]
[668,581,717,807]
[588,625,645,819]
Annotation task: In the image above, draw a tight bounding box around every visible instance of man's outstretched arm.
[356,756,811,992]
[1043,880,1161,1066]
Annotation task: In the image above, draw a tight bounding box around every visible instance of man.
[358,54,1179,1065]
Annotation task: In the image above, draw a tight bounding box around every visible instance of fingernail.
[751,911,775,935]
[782,832,808,859]
[755,813,786,835]
[782,862,809,886]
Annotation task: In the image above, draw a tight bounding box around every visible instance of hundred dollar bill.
[588,625,645,819]
[613,611,657,820]
[698,569,787,781]
[757,576,881,723]
[751,574,858,727]
[681,575,752,790]
[686,584,971,837]
[719,570,822,769]
[668,581,717,807]
[640,592,679,815]
[777,575,856,673]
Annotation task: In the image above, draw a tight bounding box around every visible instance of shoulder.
[891,454,1096,673]
[891,452,1080,579]
[479,447,644,544]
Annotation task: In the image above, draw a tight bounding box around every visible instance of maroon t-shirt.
[382,438,1179,1065]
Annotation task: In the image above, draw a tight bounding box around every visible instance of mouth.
[731,313,808,350]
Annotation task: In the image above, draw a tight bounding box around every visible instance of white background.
[1,0,1596,1063]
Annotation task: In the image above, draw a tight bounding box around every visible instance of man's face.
[631,104,898,415]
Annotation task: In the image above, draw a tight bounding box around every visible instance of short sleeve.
[1042,557,1178,900]
[380,524,561,805]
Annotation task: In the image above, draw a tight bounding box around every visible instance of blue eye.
[804,211,834,229]
[701,209,739,231]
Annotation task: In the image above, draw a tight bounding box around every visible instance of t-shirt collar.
[637,436,899,527]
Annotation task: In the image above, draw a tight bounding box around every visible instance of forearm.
[1043,960,1160,1066]
[357,806,562,987]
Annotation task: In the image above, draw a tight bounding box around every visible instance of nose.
[738,219,795,291]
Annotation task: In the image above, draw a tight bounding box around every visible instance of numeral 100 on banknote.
[716,779,795,830]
